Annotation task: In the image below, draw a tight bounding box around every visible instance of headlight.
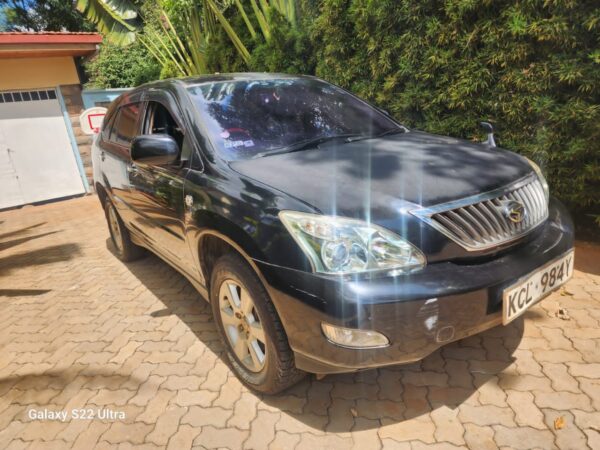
[526,158,549,202]
[279,211,426,274]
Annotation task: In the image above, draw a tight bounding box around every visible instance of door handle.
[101,151,105,161]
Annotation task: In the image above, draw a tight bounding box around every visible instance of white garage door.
[0,88,85,210]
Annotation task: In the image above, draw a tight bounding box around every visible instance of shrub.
[314,0,600,215]
[248,9,315,74]
[85,40,160,88]
[204,5,314,74]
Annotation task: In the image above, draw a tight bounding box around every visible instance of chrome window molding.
[410,173,549,251]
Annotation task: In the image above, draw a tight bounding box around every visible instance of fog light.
[321,323,390,348]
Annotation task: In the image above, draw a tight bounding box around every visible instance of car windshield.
[186,78,402,161]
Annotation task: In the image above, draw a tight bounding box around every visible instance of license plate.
[502,250,574,325]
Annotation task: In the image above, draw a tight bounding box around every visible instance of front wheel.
[210,253,305,394]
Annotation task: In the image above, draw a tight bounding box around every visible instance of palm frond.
[206,0,251,63]
[75,0,139,46]
[250,0,271,41]
[234,0,256,39]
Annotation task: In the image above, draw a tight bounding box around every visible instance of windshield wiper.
[254,133,363,158]
[346,127,407,143]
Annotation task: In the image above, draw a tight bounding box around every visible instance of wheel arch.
[196,229,269,294]
[95,182,109,208]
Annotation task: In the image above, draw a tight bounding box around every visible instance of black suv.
[92,74,574,393]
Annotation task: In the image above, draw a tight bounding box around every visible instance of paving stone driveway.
[0,195,599,450]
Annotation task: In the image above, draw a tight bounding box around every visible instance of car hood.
[229,130,534,220]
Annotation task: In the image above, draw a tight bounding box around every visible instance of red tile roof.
[0,32,102,45]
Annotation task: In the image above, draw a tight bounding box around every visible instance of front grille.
[412,175,548,251]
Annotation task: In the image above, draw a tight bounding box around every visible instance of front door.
[128,98,195,274]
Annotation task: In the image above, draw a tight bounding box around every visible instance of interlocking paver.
[1,195,599,449]
[243,410,279,449]
[166,424,200,450]
[181,406,231,428]
[506,390,545,430]
[145,405,186,446]
[269,430,300,450]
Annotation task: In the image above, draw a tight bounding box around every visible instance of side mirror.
[480,121,496,148]
[131,134,179,165]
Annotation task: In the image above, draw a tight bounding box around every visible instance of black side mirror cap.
[131,134,179,165]
[480,121,496,147]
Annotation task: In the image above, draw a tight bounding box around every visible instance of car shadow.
[113,239,525,432]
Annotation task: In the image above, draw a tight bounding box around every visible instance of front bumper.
[256,198,574,374]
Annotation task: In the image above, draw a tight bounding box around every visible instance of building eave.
[0,33,102,59]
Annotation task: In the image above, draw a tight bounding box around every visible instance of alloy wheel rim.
[108,205,123,253]
[218,279,267,372]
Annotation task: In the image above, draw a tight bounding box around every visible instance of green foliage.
[204,6,250,73]
[75,0,140,45]
[314,0,600,215]
[0,0,94,31]
[85,40,160,88]
[249,8,314,73]
[205,1,315,74]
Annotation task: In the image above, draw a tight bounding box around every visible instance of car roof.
[140,72,315,90]
[117,73,317,106]
[108,73,319,130]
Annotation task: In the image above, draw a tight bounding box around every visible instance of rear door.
[97,97,144,225]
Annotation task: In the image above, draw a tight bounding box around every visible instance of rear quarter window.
[109,102,142,146]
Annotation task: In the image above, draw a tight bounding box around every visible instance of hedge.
[312,0,599,218]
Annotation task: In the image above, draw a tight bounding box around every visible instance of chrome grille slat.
[482,200,510,236]
[521,186,537,225]
[530,182,545,221]
[436,213,475,245]
[457,208,489,241]
[531,182,544,221]
[412,175,549,251]
[467,205,494,239]
[447,210,479,240]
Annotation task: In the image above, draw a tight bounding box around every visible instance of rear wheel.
[210,253,305,394]
[104,201,145,262]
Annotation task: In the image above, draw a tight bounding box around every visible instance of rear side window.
[110,102,142,146]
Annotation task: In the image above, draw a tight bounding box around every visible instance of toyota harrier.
[92,74,574,393]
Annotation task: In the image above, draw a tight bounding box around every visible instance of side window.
[110,102,142,146]
[101,111,117,142]
[144,101,184,151]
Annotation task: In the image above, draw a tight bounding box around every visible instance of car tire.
[210,253,305,394]
[104,200,146,262]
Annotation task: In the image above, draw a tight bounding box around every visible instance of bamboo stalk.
[234,0,256,38]
[158,15,195,75]
[250,0,271,41]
